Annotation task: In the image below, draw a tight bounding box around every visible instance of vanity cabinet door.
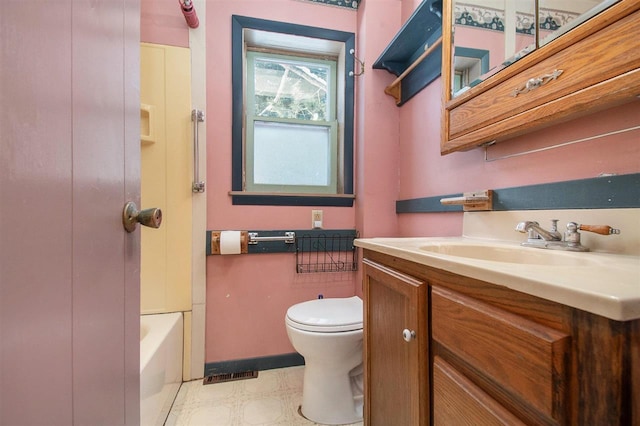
[362,259,428,426]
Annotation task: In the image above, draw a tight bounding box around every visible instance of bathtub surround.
[140,42,193,316]
[140,40,202,390]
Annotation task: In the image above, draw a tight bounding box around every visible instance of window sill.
[229,191,355,207]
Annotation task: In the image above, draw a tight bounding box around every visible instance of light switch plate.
[312,210,323,229]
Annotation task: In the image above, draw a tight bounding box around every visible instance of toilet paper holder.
[210,231,296,254]
[210,231,249,254]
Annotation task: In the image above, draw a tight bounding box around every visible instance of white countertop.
[355,237,640,321]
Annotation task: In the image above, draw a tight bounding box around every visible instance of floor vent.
[203,370,259,385]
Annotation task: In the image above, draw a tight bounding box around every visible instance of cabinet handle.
[511,69,563,97]
[402,329,416,342]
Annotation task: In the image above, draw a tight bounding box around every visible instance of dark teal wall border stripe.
[205,353,304,376]
[231,194,354,207]
[396,173,640,213]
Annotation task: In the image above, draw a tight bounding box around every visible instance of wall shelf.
[373,0,443,106]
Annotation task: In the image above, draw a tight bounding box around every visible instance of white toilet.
[285,296,364,425]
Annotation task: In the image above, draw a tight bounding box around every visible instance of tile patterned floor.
[165,366,363,426]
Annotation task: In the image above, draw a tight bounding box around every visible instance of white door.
[0,1,141,424]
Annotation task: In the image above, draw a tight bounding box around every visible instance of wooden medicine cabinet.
[441,0,640,154]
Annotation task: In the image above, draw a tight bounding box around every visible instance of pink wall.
[354,0,403,241]
[141,0,189,47]
[205,1,359,363]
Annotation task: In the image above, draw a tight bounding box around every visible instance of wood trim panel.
[570,309,637,425]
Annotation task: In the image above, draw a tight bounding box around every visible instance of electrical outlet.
[312,210,323,229]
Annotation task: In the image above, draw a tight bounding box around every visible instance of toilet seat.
[286,296,363,333]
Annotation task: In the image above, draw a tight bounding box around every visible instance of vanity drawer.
[433,356,526,426]
[447,9,640,139]
[431,286,570,422]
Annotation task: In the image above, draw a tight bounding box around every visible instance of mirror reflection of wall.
[450,0,621,98]
[539,0,619,46]
[452,0,536,97]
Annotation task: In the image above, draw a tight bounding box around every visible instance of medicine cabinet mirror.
[450,0,619,99]
[441,0,640,154]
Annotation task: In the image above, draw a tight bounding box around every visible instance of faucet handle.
[548,219,562,240]
[578,224,621,235]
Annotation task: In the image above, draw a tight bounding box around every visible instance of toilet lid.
[286,296,363,332]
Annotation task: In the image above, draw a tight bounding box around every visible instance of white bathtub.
[140,312,183,426]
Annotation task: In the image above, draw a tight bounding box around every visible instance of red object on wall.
[179,0,199,28]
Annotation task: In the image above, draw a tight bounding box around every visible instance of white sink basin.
[355,237,640,321]
[418,243,598,266]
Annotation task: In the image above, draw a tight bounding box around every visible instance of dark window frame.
[231,15,355,207]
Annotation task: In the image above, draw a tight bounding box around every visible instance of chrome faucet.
[515,220,620,252]
[515,220,562,242]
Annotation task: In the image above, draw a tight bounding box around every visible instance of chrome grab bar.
[248,232,296,245]
[191,109,205,193]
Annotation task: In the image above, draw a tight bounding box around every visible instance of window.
[246,51,337,194]
[452,47,490,96]
[231,16,355,206]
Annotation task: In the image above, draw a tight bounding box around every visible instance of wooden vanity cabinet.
[361,249,639,425]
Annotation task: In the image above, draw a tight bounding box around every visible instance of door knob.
[402,329,416,342]
[122,201,162,233]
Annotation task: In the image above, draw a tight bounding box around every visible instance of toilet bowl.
[285,296,363,425]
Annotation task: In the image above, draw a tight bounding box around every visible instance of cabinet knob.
[402,329,416,342]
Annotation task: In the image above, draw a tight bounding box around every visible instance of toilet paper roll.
[220,230,242,255]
